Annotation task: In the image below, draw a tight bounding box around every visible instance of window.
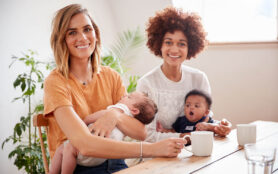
[173,0,278,42]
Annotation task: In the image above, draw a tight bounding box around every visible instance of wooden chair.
[33,114,49,174]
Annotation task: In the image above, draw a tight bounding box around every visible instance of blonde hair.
[50,4,101,78]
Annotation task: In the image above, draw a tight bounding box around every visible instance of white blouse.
[136,65,211,142]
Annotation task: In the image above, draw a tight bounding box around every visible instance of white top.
[107,103,133,140]
[136,65,211,142]
[107,103,132,117]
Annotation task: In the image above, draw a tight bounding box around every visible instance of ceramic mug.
[236,124,256,146]
[184,131,214,156]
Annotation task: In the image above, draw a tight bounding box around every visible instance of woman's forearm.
[54,106,185,158]
[90,108,147,140]
[80,136,149,158]
[113,109,147,141]
[84,110,107,125]
[54,106,93,146]
[145,124,181,143]
[54,106,143,158]
[81,135,186,159]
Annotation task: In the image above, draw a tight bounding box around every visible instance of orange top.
[43,66,126,158]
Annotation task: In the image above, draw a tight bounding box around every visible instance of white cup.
[236,124,256,146]
[184,131,214,156]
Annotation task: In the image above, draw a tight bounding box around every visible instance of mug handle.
[183,135,193,153]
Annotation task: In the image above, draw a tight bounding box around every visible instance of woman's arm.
[83,110,107,125]
[90,108,147,140]
[195,122,218,132]
[53,105,186,158]
[195,119,232,136]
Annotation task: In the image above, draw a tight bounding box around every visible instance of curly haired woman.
[137,7,232,142]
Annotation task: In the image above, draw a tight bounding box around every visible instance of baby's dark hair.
[133,93,157,124]
[185,90,212,109]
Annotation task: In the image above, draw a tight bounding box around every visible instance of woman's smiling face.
[160,30,188,67]
[65,13,97,61]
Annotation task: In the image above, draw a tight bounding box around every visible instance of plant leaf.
[14,123,22,137]
[13,77,21,88]
[21,81,26,92]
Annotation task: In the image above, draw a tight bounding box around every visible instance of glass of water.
[244,143,276,174]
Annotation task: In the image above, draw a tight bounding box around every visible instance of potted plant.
[2,50,52,173]
[102,27,145,93]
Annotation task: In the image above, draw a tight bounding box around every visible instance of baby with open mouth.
[156,89,229,145]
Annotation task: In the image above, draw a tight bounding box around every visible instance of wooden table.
[115,121,278,174]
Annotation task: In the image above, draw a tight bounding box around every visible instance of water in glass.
[245,143,276,174]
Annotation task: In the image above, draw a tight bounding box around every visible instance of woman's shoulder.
[138,66,161,82]
[98,66,120,76]
[182,65,206,76]
[97,66,123,85]
[45,68,66,84]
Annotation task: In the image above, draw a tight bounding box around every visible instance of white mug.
[236,124,256,146]
[184,131,214,156]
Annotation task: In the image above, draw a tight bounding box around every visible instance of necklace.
[71,71,92,86]
[70,62,92,85]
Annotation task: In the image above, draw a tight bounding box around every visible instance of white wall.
[0,0,116,173]
[109,0,172,32]
[185,43,278,125]
[108,0,172,75]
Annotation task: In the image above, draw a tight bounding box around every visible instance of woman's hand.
[151,138,187,157]
[214,119,232,136]
[88,108,146,140]
[195,122,212,131]
[89,109,118,138]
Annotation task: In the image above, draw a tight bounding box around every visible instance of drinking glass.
[244,143,276,174]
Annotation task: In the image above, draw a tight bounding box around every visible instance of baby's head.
[184,90,212,123]
[119,91,157,124]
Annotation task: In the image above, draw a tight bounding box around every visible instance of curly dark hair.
[146,7,208,59]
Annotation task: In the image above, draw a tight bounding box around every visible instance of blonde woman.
[44,4,186,174]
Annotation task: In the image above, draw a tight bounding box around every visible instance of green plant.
[126,75,140,93]
[102,27,145,93]
[2,50,51,173]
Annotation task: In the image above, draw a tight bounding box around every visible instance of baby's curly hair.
[146,7,208,59]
